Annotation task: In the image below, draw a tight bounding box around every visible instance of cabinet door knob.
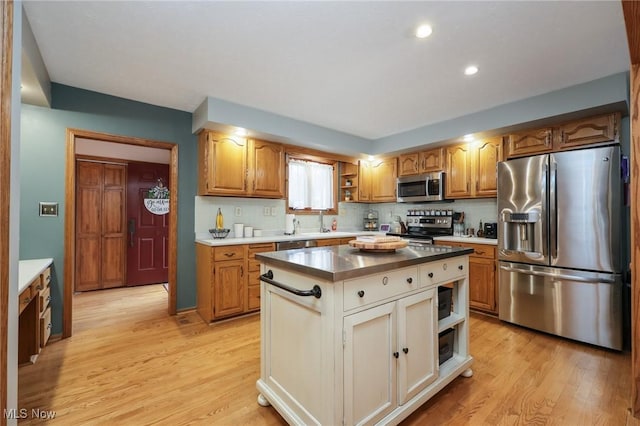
[393,352,399,359]
[357,290,365,298]
[428,272,434,278]
[403,347,409,354]
[458,265,464,270]
[406,277,413,284]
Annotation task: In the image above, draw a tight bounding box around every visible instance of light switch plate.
[39,202,58,217]
[270,207,277,216]
[263,207,270,216]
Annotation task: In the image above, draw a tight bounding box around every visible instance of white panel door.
[344,302,396,426]
[397,289,438,404]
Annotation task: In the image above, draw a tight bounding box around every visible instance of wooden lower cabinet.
[197,242,276,322]
[18,266,52,364]
[435,241,498,315]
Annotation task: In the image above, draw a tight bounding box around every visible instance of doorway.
[64,129,178,338]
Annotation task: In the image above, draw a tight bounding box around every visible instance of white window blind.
[288,159,334,210]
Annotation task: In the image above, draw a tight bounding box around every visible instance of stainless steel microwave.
[397,172,446,202]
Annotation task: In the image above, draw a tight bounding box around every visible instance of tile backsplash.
[195,196,497,239]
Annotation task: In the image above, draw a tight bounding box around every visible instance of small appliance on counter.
[284,214,296,235]
[484,222,498,239]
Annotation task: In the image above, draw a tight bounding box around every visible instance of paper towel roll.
[285,214,296,235]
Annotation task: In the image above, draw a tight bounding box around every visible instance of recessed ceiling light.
[415,24,433,39]
[464,65,479,76]
[235,128,248,136]
[463,134,474,142]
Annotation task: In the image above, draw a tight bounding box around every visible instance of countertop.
[433,236,498,245]
[196,231,380,247]
[256,244,473,281]
[19,258,53,294]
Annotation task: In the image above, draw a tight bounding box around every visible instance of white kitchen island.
[255,244,474,426]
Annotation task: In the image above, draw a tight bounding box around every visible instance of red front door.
[126,162,169,286]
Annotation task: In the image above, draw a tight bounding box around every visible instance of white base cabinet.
[257,255,473,426]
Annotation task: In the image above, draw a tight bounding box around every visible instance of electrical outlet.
[234,207,242,217]
[270,207,277,216]
[39,202,58,217]
[263,207,270,216]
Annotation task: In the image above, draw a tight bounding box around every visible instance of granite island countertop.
[256,244,473,281]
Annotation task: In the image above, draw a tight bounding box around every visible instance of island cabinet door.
[396,289,438,405]
[344,302,397,426]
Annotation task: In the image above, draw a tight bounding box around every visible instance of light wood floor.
[18,284,639,425]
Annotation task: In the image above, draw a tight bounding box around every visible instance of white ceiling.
[22,1,630,140]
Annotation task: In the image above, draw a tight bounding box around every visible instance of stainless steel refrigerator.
[497,145,623,350]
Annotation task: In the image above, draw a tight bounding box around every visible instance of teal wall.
[20,84,197,334]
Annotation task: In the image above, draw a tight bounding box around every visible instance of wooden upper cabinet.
[445,138,501,199]
[556,113,619,150]
[198,131,247,195]
[398,148,443,177]
[358,158,397,202]
[505,128,553,159]
[475,137,502,197]
[370,158,397,202]
[198,131,284,198]
[445,145,472,198]
[420,148,444,173]
[248,138,284,198]
[358,160,373,202]
[505,113,621,159]
[398,153,419,176]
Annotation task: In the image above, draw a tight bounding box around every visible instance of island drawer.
[420,258,467,288]
[343,266,418,311]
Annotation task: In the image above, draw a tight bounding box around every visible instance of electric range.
[387,210,454,245]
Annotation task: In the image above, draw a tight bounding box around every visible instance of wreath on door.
[144,178,170,215]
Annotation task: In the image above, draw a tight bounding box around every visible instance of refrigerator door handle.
[498,265,616,284]
[549,159,558,260]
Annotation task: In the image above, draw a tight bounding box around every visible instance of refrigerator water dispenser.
[501,211,541,254]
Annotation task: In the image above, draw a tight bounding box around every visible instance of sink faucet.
[319,210,329,232]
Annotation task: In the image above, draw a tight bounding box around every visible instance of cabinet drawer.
[40,306,52,348]
[420,258,467,287]
[214,245,245,261]
[436,241,495,259]
[39,285,52,314]
[18,285,34,314]
[41,267,51,289]
[248,244,275,272]
[247,285,261,311]
[344,267,418,311]
[248,243,275,258]
[463,243,495,259]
